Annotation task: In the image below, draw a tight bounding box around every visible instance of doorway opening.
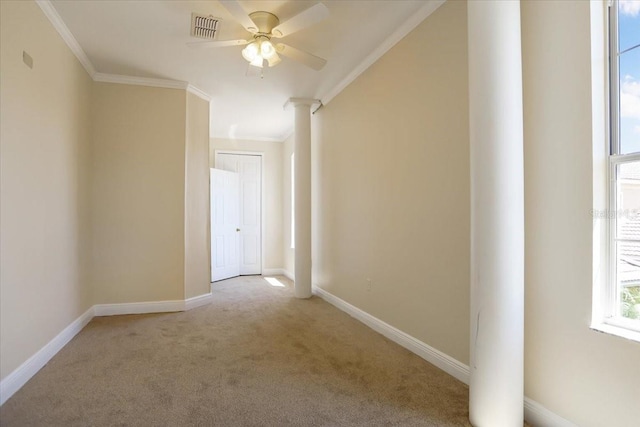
[210,151,263,282]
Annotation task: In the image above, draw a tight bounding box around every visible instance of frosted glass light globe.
[260,40,276,59]
[242,42,259,62]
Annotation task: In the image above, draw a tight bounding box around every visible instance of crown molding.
[211,133,286,143]
[36,1,216,101]
[35,0,96,77]
[280,128,294,142]
[93,76,215,102]
[318,0,446,106]
[93,73,189,90]
[283,98,321,110]
[36,0,440,137]
[187,85,212,102]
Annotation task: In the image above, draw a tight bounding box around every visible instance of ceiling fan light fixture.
[243,36,278,68]
[260,40,276,59]
[267,53,281,67]
[250,56,264,68]
[192,2,330,72]
[241,41,260,62]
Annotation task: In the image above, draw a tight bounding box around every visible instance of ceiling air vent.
[191,13,220,40]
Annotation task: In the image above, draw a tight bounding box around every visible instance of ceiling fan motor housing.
[248,11,279,35]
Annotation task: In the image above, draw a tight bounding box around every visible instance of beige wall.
[311,0,470,364]
[522,1,640,425]
[1,0,212,386]
[5,1,637,425]
[282,133,295,276]
[0,0,93,379]
[185,93,211,299]
[91,83,186,303]
[210,138,284,271]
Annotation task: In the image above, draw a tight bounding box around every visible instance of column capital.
[283,98,321,110]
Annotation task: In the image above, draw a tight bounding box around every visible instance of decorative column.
[285,98,319,299]
[467,1,524,426]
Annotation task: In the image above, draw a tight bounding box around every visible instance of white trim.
[280,128,294,142]
[185,293,213,310]
[593,1,640,343]
[0,293,217,406]
[591,322,640,342]
[0,306,94,406]
[0,288,575,427]
[214,150,265,277]
[312,285,575,426]
[187,85,212,102]
[94,300,184,316]
[311,285,469,384]
[211,133,286,143]
[605,315,640,334]
[283,98,321,110]
[282,270,294,281]
[215,150,264,157]
[93,73,189,90]
[524,398,578,427]
[36,2,218,103]
[35,0,96,77]
[318,0,445,106]
[262,268,285,276]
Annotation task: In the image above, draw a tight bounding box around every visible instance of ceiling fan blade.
[219,0,258,33]
[276,43,326,71]
[271,3,329,38]
[187,39,249,49]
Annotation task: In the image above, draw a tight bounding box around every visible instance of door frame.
[214,150,265,276]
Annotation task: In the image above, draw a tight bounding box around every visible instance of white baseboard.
[262,268,284,276]
[312,285,470,384]
[1,285,575,427]
[94,293,213,315]
[185,293,212,310]
[263,268,295,282]
[94,300,184,316]
[524,397,577,427]
[0,306,94,406]
[1,292,213,406]
[312,285,574,427]
[282,270,294,281]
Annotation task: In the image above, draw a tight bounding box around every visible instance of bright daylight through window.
[607,0,640,334]
[291,153,295,249]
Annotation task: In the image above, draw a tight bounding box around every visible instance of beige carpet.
[1,275,474,426]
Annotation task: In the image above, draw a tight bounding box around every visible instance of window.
[603,0,640,338]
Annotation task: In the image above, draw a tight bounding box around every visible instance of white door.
[216,153,262,275]
[210,168,240,282]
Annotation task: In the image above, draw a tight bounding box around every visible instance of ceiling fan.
[188,0,329,71]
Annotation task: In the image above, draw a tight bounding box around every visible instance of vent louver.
[191,13,220,40]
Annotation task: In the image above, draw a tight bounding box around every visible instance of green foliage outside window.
[621,286,640,320]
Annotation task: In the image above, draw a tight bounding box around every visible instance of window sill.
[591,321,640,343]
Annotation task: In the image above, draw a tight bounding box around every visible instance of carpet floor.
[1,275,475,426]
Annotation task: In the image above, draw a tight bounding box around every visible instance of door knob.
[236,228,241,232]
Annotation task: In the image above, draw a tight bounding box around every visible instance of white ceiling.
[51,0,431,142]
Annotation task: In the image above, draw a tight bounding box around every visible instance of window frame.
[607,154,640,334]
[609,0,620,156]
[596,0,640,341]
